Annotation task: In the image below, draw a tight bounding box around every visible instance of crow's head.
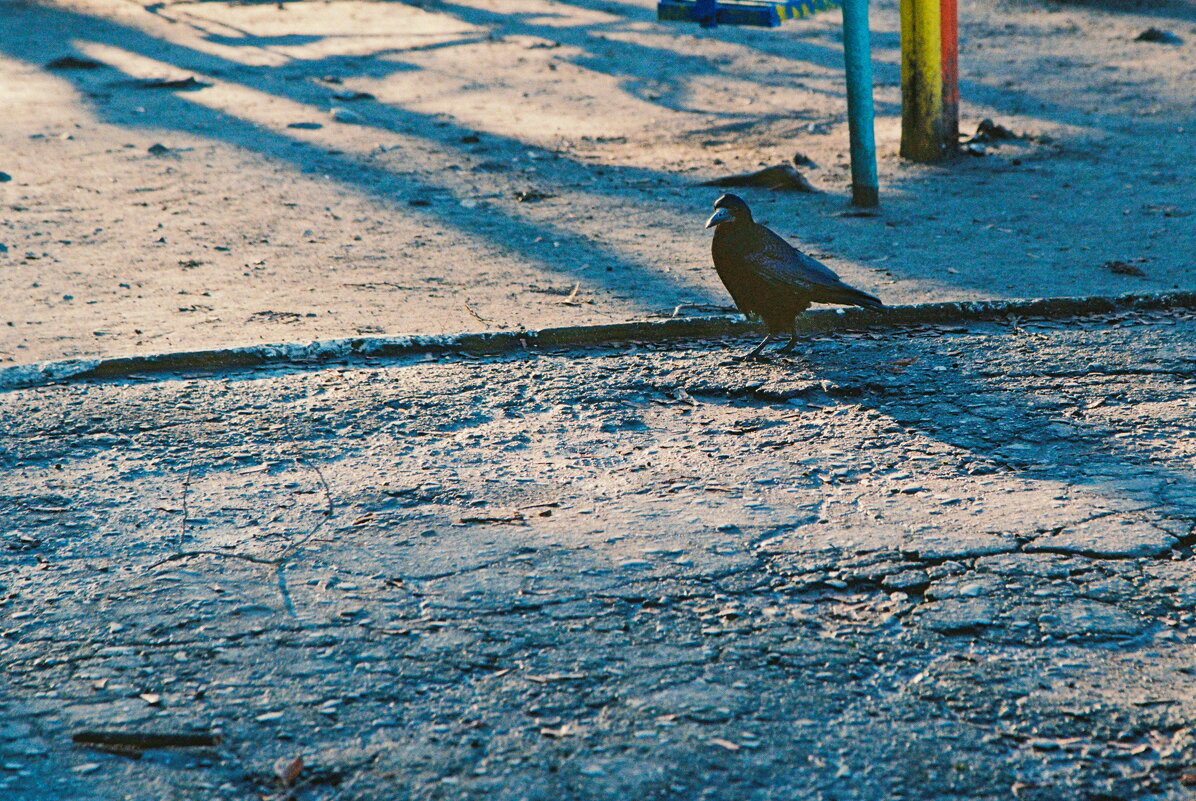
[705,194,752,229]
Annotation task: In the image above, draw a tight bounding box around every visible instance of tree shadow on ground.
[777,315,1196,538]
[2,0,1194,321]
[2,315,1194,800]
[1041,0,1196,24]
[0,2,727,307]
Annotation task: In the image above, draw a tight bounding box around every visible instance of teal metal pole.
[841,0,879,206]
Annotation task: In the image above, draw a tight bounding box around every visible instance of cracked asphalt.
[4,310,1196,800]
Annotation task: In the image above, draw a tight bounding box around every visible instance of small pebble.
[330,107,363,124]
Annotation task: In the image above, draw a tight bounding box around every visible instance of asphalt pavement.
[3,309,1196,800]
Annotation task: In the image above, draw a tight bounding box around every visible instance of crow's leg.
[739,335,772,361]
[779,323,799,354]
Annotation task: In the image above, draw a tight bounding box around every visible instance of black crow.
[705,194,883,360]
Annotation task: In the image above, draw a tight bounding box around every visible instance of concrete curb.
[4,290,1196,392]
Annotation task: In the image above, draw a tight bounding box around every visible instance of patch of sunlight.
[141,0,483,66]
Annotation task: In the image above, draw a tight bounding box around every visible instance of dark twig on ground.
[72,731,222,748]
[699,164,817,193]
[463,301,487,323]
[178,460,194,550]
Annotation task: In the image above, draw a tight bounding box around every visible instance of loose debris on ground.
[1136,28,1183,45]
[698,164,818,193]
[1105,260,1147,277]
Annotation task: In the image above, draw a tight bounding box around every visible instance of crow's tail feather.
[820,283,884,311]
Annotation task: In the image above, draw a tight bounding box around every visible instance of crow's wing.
[741,224,847,291]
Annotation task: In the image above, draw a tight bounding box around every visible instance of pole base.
[851,184,879,208]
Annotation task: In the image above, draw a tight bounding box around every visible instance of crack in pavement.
[4,311,1196,800]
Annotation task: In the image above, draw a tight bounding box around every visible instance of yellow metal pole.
[900,0,944,161]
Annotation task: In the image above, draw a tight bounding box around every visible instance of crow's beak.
[705,208,732,229]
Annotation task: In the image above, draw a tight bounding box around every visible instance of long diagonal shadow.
[0,3,732,309]
[5,0,1192,324]
[424,0,904,116]
[540,0,1191,138]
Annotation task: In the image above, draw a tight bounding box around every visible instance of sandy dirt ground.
[1,0,1194,364]
[4,311,1196,800]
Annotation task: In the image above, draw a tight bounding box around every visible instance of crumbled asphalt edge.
[4,291,1196,391]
